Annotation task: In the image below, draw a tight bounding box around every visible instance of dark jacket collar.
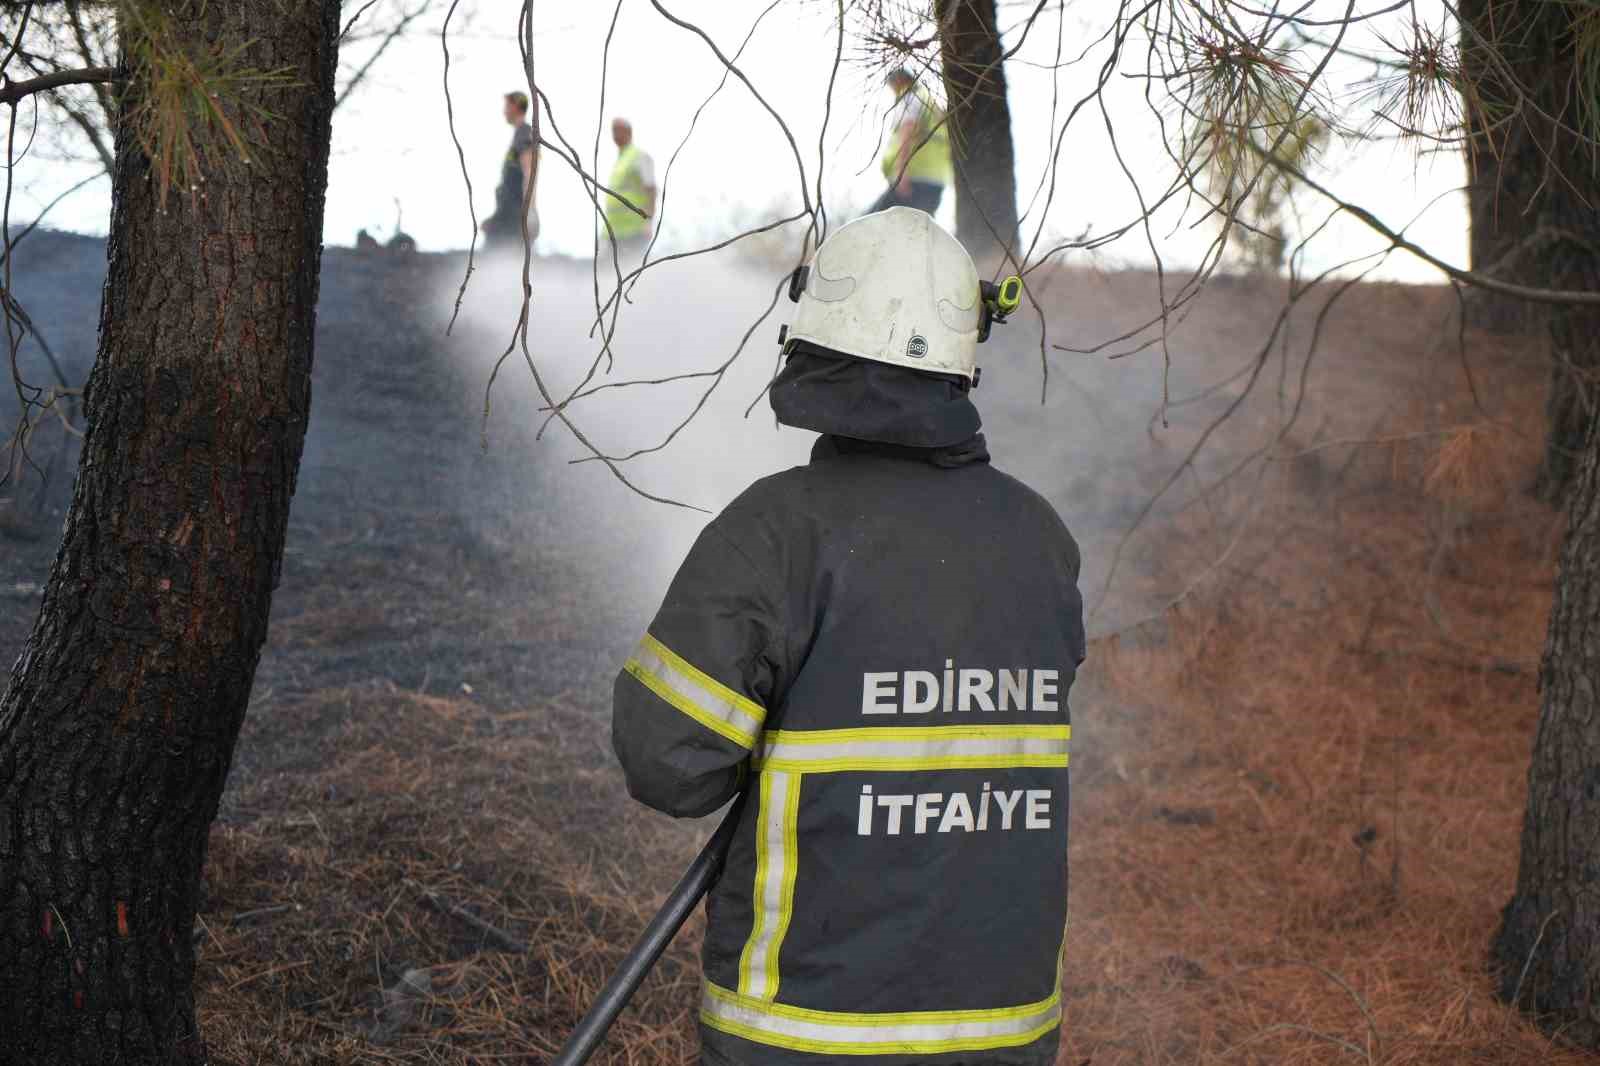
[809,432,990,468]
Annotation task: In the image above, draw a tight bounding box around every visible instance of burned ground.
[0,230,1582,1064]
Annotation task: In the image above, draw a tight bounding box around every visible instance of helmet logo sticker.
[906,333,929,359]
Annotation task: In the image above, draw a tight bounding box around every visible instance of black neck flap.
[769,344,982,449]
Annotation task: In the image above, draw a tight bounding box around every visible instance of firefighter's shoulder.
[985,463,1081,567]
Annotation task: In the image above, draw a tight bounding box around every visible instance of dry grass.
[1057,302,1572,1065]
[197,280,1583,1065]
[199,689,706,1065]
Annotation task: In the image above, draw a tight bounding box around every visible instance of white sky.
[12,1,1467,282]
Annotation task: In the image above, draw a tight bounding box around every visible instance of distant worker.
[871,67,953,217]
[613,207,1083,1065]
[603,117,657,257]
[481,90,539,250]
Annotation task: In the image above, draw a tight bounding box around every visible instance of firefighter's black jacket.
[614,356,1085,1066]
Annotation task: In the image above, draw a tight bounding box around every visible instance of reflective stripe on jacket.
[606,144,650,240]
[613,434,1085,1066]
[880,84,952,187]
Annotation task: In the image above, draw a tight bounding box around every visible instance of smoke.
[425,244,1262,641]
[431,248,813,626]
[3,230,1337,647]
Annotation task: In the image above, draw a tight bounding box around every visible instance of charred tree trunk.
[1458,0,1600,503]
[1493,392,1600,1047]
[1459,0,1538,335]
[1538,279,1600,506]
[936,0,1018,265]
[0,2,339,1062]
[1491,16,1600,1030]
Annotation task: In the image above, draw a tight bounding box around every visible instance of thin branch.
[340,0,387,40]
[335,1,430,110]
[0,165,103,265]
[62,2,116,169]
[440,0,478,336]
[0,66,113,107]
[647,0,813,217]
[1258,147,1600,307]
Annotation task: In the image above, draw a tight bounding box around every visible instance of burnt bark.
[1458,0,1600,502]
[1481,15,1600,1039]
[1492,392,1600,1047]
[1540,295,1600,506]
[1459,0,1538,335]
[0,2,339,1063]
[936,0,1018,266]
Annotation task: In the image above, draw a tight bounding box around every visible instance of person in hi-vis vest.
[870,68,952,217]
[604,117,657,257]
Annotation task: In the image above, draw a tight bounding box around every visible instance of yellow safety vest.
[880,84,952,187]
[606,144,650,240]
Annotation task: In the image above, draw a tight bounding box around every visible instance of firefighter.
[612,207,1084,1066]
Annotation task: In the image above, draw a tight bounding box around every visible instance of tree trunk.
[936,0,1019,266]
[1458,0,1599,503]
[1459,0,1538,335]
[1492,391,1600,1047]
[0,2,339,1062]
[1539,299,1600,506]
[1483,14,1600,1040]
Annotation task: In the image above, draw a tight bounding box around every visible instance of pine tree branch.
[1257,145,1600,308]
[13,48,113,170]
[0,66,114,107]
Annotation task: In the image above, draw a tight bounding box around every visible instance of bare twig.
[1257,147,1600,307]
[335,0,431,109]
[411,880,528,955]
[0,65,113,107]
[440,0,478,336]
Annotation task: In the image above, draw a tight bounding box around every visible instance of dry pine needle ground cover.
[196,280,1583,1065]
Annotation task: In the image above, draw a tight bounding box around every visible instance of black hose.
[550,793,746,1066]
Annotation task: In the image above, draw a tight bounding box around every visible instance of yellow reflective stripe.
[705,982,1058,1025]
[759,754,1069,773]
[738,771,797,999]
[763,724,1070,745]
[701,982,1061,1055]
[736,772,771,996]
[699,1016,1061,1057]
[622,633,765,749]
[754,724,1069,773]
[766,777,801,998]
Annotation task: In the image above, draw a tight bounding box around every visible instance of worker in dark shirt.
[481,91,539,251]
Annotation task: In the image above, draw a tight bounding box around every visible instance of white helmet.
[780,207,1019,384]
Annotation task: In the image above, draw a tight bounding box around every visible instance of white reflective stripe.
[738,771,796,999]
[754,724,1069,773]
[623,633,765,748]
[702,982,1061,1055]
